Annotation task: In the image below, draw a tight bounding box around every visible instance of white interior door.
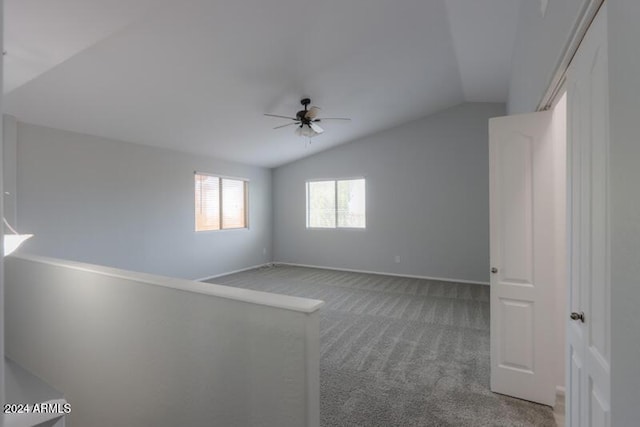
[566,3,610,426]
[489,111,556,406]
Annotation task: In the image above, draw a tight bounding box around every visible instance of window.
[195,173,248,231]
[306,178,366,228]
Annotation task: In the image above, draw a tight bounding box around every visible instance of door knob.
[491,267,498,274]
[570,312,585,323]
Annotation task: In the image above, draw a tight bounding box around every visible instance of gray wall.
[508,0,590,114]
[273,103,504,284]
[5,254,321,427]
[0,0,5,407]
[608,0,640,423]
[14,121,272,280]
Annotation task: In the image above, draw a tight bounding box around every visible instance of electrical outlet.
[394,255,401,264]
[262,247,267,256]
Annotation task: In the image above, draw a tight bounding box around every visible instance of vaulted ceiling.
[3,0,520,168]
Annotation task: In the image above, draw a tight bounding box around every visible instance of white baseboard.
[273,262,489,286]
[196,263,271,282]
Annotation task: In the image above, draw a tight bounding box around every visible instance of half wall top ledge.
[10,254,324,314]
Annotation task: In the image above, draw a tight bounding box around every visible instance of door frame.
[537,0,605,111]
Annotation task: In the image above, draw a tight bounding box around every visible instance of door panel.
[588,44,609,364]
[569,349,582,422]
[590,384,608,427]
[499,135,534,285]
[499,299,534,372]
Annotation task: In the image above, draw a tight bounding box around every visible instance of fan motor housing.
[297,98,311,121]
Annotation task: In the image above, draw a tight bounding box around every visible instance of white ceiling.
[3,0,520,168]
[3,0,160,92]
[444,0,520,102]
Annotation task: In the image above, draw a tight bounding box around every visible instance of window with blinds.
[195,173,248,231]
[306,178,366,229]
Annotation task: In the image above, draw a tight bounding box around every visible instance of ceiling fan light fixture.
[264,98,351,140]
[300,124,317,138]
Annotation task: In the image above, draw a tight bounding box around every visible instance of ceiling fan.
[264,98,351,138]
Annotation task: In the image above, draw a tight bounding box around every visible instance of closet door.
[566,3,611,427]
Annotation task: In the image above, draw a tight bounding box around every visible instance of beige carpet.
[209,265,556,427]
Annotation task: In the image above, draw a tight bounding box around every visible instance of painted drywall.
[608,0,640,423]
[5,254,321,427]
[273,103,504,284]
[552,93,567,394]
[508,0,590,114]
[3,116,17,225]
[13,121,272,280]
[0,0,5,408]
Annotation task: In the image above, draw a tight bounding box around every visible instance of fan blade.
[309,122,324,134]
[264,113,297,120]
[305,106,321,120]
[274,122,299,130]
[295,127,304,137]
[315,117,351,121]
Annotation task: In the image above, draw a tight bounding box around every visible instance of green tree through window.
[306,179,366,228]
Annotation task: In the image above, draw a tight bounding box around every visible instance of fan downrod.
[297,98,312,121]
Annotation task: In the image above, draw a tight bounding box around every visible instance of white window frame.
[195,172,249,232]
[306,177,366,229]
